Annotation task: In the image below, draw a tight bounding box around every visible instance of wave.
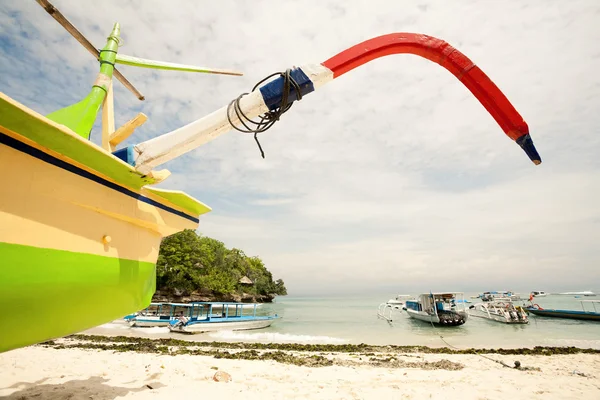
[208,330,348,344]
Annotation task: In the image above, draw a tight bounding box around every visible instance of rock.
[213,371,232,382]
[152,289,280,304]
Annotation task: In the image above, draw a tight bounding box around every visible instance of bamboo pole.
[35,0,145,100]
[101,82,115,152]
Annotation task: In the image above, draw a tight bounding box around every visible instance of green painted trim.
[46,23,121,139]
[0,94,157,189]
[144,187,212,216]
[1,95,211,216]
[0,242,156,353]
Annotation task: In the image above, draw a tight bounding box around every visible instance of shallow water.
[85,293,600,349]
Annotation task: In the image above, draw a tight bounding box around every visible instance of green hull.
[0,242,155,353]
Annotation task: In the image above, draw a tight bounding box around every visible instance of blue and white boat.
[525,300,600,321]
[478,291,522,302]
[404,292,468,326]
[169,302,280,333]
[126,302,190,327]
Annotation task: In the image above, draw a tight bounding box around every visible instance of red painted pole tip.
[321,33,539,164]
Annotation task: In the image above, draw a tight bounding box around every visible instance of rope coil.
[227,69,303,158]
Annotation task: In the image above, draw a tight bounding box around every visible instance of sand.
[1,338,599,399]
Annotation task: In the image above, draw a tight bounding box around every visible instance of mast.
[45,23,121,139]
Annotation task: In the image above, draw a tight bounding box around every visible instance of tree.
[155,230,287,298]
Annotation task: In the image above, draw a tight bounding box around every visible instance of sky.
[1,0,599,296]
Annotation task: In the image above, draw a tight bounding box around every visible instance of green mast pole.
[46,23,121,140]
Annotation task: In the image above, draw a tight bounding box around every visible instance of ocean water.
[87,293,600,349]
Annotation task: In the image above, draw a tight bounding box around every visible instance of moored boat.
[169,302,280,333]
[531,291,548,297]
[469,299,528,324]
[127,303,191,327]
[478,291,522,302]
[386,294,412,309]
[404,293,468,326]
[525,300,600,321]
[558,291,596,296]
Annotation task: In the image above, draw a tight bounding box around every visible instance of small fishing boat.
[386,294,412,309]
[404,293,468,326]
[478,291,522,302]
[558,291,596,297]
[469,299,528,324]
[525,300,600,321]
[531,291,548,297]
[169,302,280,333]
[377,295,412,322]
[126,303,192,327]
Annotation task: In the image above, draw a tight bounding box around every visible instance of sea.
[86,293,600,349]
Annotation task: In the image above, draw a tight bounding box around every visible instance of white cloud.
[2,0,599,295]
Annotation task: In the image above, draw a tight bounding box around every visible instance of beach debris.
[211,366,219,370]
[572,370,593,378]
[213,371,232,382]
[145,384,154,390]
[514,361,521,368]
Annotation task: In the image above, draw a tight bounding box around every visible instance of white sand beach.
[1,338,599,399]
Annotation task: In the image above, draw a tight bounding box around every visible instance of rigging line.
[227,69,303,158]
[426,296,515,370]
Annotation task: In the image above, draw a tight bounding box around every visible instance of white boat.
[558,291,597,296]
[469,299,528,324]
[127,302,267,327]
[377,295,411,322]
[478,291,522,301]
[169,302,279,333]
[386,294,412,308]
[125,303,186,327]
[531,291,548,297]
[404,293,468,326]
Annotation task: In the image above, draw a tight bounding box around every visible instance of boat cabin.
[407,292,467,314]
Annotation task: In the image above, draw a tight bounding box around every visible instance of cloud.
[2,0,599,295]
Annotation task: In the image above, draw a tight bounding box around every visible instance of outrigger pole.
[132,33,541,174]
[35,0,243,101]
[34,0,242,151]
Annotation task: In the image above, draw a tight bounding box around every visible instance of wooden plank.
[101,82,115,152]
[109,112,148,147]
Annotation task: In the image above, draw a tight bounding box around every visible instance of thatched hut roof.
[238,276,253,285]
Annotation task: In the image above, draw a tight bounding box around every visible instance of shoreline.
[47,334,600,357]
[2,334,599,399]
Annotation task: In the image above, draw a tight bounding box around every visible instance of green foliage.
[156,230,287,297]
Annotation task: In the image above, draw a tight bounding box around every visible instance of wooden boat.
[404,293,468,326]
[1,1,541,352]
[525,300,600,321]
[469,299,528,324]
[169,302,279,333]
